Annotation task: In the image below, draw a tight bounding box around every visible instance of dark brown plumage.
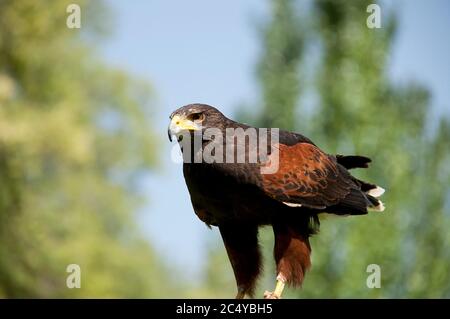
[168,103,385,299]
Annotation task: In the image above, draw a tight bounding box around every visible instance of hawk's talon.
[264,290,281,299]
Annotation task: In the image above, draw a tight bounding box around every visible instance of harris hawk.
[168,104,385,299]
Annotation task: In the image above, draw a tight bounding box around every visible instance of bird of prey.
[168,103,385,299]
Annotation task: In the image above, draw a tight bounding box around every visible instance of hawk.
[168,104,385,299]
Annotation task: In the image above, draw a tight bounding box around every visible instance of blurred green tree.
[301,0,450,298]
[204,0,450,298]
[254,0,305,130]
[0,0,175,297]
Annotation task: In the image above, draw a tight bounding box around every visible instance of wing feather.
[260,143,357,210]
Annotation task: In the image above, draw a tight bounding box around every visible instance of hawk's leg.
[263,275,286,299]
[219,224,262,299]
[264,223,311,299]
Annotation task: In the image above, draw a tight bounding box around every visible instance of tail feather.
[336,155,371,169]
[367,186,385,198]
[329,188,371,216]
[365,187,385,212]
[367,194,385,212]
[359,179,385,212]
[335,154,386,214]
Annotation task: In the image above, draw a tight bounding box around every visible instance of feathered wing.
[205,127,384,215]
[259,142,383,214]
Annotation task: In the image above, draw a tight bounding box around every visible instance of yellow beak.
[168,115,200,141]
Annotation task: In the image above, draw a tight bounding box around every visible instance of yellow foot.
[263,290,281,299]
[264,275,285,299]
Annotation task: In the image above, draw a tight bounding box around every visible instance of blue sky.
[101,0,450,280]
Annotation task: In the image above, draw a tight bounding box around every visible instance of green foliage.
[1,0,448,299]
[0,0,174,297]
[256,0,305,130]
[303,0,450,298]
[205,0,450,298]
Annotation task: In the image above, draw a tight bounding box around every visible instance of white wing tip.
[367,186,385,198]
[370,200,385,212]
[283,202,302,208]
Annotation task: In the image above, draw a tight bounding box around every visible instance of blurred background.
[0,0,449,298]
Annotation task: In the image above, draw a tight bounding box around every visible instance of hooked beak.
[168,115,201,142]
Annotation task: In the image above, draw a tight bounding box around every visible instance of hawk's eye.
[188,113,205,122]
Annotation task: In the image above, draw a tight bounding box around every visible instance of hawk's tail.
[336,154,371,169]
[366,189,385,212]
[336,154,385,212]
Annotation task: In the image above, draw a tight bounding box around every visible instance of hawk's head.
[168,103,226,142]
